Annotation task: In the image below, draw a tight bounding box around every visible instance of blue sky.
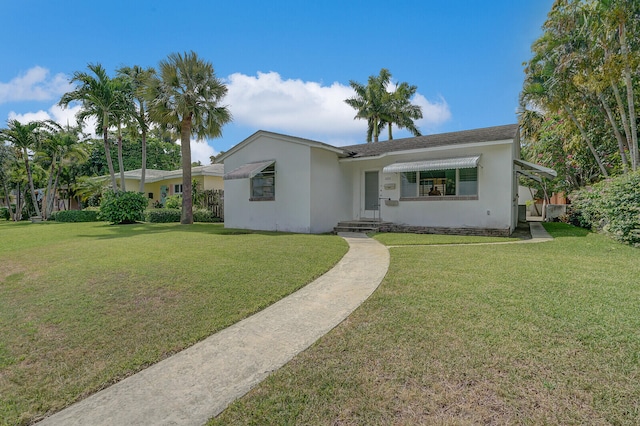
[1,0,553,164]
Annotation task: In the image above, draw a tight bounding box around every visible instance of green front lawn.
[0,222,348,426]
[212,223,640,425]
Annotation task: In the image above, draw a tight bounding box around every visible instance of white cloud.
[8,104,98,137]
[413,94,452,129]
[226,71,361,136]
[0,66,71,104]
[224,71,451,144]
[174,138,219,165]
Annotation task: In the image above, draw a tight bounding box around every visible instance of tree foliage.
[79,136,181,176]
[59,64,125,191]
[520,0,640,188]
[345,68,423,143]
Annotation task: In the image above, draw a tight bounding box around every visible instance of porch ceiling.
[513,159,557,180]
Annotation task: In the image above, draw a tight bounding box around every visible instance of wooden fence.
[201,189,224,220]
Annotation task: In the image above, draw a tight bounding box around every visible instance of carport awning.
[224,160,275,180]
[513,158,557,180]
[382,155,481,173]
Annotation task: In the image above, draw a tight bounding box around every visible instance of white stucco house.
[217,124,555,236]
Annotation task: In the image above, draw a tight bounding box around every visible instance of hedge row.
[570,171,640,247]
[145,208,222,223]
[49,209,101,222]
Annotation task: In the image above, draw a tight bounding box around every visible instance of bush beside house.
[100,191,148,225]
[570,171,640,247]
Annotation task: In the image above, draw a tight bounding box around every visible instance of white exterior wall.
[343,140,515,232]
[309,147,351,233]
[223,135,313,233]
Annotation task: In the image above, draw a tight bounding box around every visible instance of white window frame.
[250,164,275,201]
[400,167,478,200]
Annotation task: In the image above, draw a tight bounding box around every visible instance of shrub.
[194,209,222,223]
[0,207,9,220]
[165,195,182,209]
[145,208,181,223]
[571,171,640,247]
[50,209,101,222]
[100,190,147,225]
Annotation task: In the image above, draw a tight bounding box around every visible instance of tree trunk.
[388,122,393,140]
[48,162,62,216]
[14,182,23,221]
[23,148,41,217]
[2,179,14,219]
[103,116,118,191]
[599,94,629,173]
[610,80,632,150]
[564,105,609,177]
[180,115,193,224]
[117,123,126,192]
[139,127,147,193]
[42,156,57,219]
[619,21,639,171]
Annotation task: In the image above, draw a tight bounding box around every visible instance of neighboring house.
[217,124,555,236]
[117,164,224,207]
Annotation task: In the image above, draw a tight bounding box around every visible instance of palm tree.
[384,81,423,140]
[0,143,17,218]
[345,68,393,143]
[117,65,156,192]
[59,63,123,191]
[147,51,232,224]
[37,125,88,218]
[0,120,47,217]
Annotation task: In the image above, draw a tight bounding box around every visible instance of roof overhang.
[382,155,481,173]
[514,159,557,180]
[224,160,275,180]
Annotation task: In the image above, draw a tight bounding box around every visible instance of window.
[400,168,478,198]
[251,164,275,200]
[148,192,154,199]
[174,184,183,195]
[458,168,478,195]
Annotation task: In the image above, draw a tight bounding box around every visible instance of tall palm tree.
[59,63,122,191]
[345,68,393,143]
[147,51,232,224]
[384,81,423,140]
[117,65,156,192]
[0,120,47,217]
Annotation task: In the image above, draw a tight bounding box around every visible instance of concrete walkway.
[37,233,390,426]
[528,221,553,241]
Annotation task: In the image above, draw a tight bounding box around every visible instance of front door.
[363,171,379,218]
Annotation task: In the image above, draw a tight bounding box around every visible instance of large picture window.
[251,164,275,200]
[400,168,478,198]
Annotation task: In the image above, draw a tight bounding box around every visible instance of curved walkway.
[37,232,390,426]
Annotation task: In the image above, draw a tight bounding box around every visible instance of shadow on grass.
[543,222,591,238]
[77,222,332,240]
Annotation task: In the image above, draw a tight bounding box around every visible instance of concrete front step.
[333,220,392,233]
[334,226,379,233]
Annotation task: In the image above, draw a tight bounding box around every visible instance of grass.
[211,223,640,425]
[372,232,519,245]
[0,221,348,426]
